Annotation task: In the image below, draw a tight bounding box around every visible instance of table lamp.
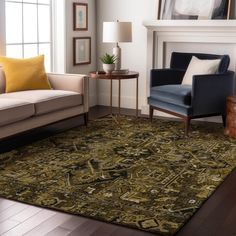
[103,21,132,72]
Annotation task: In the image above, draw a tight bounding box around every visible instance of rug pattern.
[0,117,236,235]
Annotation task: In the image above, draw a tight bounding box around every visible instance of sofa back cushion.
[0,67,6,94]
[170,52,230,74]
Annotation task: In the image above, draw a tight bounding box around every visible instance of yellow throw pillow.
[0,55,51,93]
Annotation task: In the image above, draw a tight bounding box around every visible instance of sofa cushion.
[0,90,83,116]
[150,85,192,107]
[0,55,51,93]
[182,56,221,85]
[0,99,35,126]
[170,52,230,74]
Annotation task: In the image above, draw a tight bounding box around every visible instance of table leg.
[136,77,139,117]
[110,77,113,115]
[118,78,121,118]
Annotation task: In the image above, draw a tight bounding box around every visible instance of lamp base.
[113,44,121,70]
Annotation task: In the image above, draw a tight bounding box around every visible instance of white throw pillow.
[182,56,221,85]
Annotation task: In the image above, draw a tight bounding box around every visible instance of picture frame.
[157,0,162,19]
[160,0,231,20]
[73,37,91,65]
[73,3,88,31]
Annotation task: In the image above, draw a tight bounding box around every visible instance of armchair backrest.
[170,52,230,74]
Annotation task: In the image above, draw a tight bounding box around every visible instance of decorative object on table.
[225,96,236,139]
[103,21,132,72]
[73,37,91,65]
[148,52,235,135]
[160,0,231,20]
[100,53,116,74]
[1,116,236,235]
[73,2,88,31]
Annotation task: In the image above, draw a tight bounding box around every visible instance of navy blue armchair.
[148,52,235,135]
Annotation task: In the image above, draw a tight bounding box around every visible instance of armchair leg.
[184,117,191,136]
[222,114,226,127]
[150,106,154,122]
[83,112,88,126]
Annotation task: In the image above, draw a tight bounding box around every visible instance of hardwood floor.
[0,106,236,235]
[0,199,154,236]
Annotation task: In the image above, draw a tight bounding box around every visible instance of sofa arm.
[192,71,235,116]
[151,69,185,87]
[47,73,89,113]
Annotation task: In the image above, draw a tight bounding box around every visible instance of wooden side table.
[90,71,139,118]
[225,96,236,138]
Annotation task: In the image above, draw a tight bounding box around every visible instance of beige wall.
[65,0,97,107]
[96,0,157,109]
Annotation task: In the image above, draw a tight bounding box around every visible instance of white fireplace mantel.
[143,20,236,32]
[144,20,236,69]
[142,20,236,115]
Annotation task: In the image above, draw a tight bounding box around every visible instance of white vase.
[103,63,115,74]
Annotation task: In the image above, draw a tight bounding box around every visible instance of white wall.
[96,0,157,109]
[0,0,6,56]
[65,0,97,107]
[52,0,66,73]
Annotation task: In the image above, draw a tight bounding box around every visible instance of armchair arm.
[192,71,235,116]
[47,73,89,113]
[151,69,185,87]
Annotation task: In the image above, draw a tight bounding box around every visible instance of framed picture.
[73,3,88,31]
[212,0,231,19]
[160,0,231,20]
[73,37,91,65]
[157,0,162,19]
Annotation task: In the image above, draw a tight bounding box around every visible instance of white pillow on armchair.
[182,56,221,85]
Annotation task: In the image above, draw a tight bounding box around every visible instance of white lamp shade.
[103,22,132,43]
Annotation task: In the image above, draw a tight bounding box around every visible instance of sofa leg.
[150,106,154,122]
[83,112,88,126]
[222,114,226,127]
[185,117,191,135]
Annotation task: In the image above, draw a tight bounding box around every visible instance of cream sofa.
[0,68,89,140]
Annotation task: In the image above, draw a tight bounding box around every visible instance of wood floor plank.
[90,223,117,236]
[0,219,21,234]
[24,212,72,236]
[10,205,42,222]
[45,226,71,236]
[67,220,102,236]
[0,202,28,223]
[110,227,139,236]
[2,209,56,236]
[59,216,87,231]
[0,199,16,213]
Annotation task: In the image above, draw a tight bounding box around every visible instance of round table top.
[227,95,236,103]
[90,71,139,80]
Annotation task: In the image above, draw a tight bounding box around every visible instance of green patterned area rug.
[0,117,236,235]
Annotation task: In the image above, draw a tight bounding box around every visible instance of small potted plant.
[100,53,116,74]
